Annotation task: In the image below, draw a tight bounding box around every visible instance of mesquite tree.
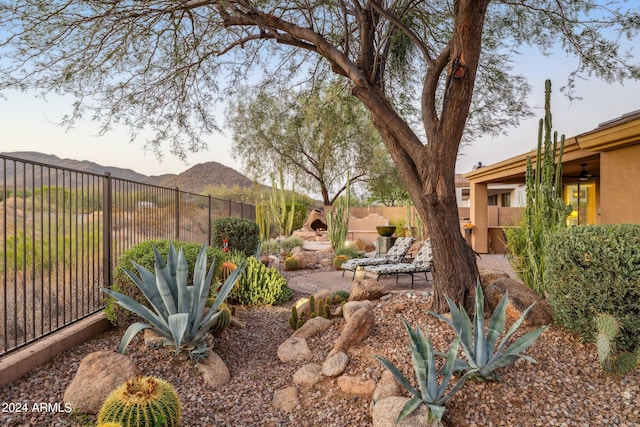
[1,1,639,311]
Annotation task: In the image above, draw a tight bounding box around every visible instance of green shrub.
[106,240,225,326]
[229,256,292,306]
[260,236,303,255]
[545,224,640,354]
[212,217,260,256]
[335,244,359,259]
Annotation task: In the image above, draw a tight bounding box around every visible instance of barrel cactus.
[283,256,300,271]
[210,302,232,337]
[333,254,349,270]
[218,261,237,283]
[97,376,181,427]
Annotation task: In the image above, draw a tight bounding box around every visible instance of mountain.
[0,151,255,194]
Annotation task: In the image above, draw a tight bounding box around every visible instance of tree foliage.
[1,0,639,310]
[227,82,382,206]
[366,149,409,207]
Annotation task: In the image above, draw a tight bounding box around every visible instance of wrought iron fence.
[0,154,254,356]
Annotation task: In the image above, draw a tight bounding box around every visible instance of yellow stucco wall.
[600,144,640,224]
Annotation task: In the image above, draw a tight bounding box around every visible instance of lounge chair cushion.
[364,239,433,276]
[340,237,415,272]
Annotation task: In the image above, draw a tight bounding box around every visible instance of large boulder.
[484,277,554,327]
[277,337,312,362]
[479,269,511,288]
[272,386,300,413]
[64,351,140,414]
[337,375,376,396]
[197,351,231,387]
[349,280,386,302]
[353,238,376,253]
[331,307,375,355]
[292,250,319,269]
[322,351,349,377]
[293,363,324,388]
[342,300,374,322]
[292,316,333,340]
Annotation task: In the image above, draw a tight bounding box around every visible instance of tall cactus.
[255,197,271,241]
[506,80,571,296]
[269,168,296,237]
[327,173,351,251]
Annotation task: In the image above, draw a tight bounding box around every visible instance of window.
[488,194,498,206]
[500,193,511,207]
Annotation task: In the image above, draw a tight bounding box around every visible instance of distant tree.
[1,1,638,310]
[227,82,383,206]
[366,150,409,207]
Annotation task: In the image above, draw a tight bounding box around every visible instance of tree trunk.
[351,0,487,312]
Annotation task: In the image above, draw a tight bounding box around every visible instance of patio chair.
[340,237,416,279]
[363,239,433,288]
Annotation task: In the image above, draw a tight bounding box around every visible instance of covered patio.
[464,109,640,254]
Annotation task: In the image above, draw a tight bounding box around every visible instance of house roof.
[464,109,640,184]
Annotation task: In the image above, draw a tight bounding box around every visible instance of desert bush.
[335,244,359,259]
[106,239,225,325]
[545,224,640,354]
[211,217,260,256]
[229,256,292,306]
[260,236,303,255]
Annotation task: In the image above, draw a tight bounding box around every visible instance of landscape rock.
[277,337,312,362]
[484,277,554,327]
[197,351,231,387]
[143,329,166,348]
[293,363,324,388]
[331,307,375,355]
[479,269,511,288]
[353,238,376,253]
[349,279,386,301]
[292,316,333,340]
[272,386,300,413]
[292,250,319,269]
[337,375,376,396]
[63,351,140,414]
[322,351,349,377]
[372,370,403,407]
[342,300,373,322]
[372,396,435,427]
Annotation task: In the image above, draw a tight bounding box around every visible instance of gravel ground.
[1,267,639,427]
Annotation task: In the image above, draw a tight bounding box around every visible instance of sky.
[1,42,639,179]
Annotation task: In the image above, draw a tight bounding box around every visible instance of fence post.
[103,172,113,289]
[207,195,212,245]
[175,187,180,239]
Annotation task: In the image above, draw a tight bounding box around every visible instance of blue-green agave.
[375,321,470,424]
[103,242,245,355]
[430,279,547,381]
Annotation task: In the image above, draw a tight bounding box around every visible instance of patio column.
[470,181,488,253]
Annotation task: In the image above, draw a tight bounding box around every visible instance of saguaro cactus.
[506,80,571,296]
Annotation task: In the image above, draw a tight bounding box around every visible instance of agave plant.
[103,242,245,356]
[430,279,547,381]
[374,321,469,424]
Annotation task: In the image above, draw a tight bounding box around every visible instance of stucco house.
[464,109,640,254]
